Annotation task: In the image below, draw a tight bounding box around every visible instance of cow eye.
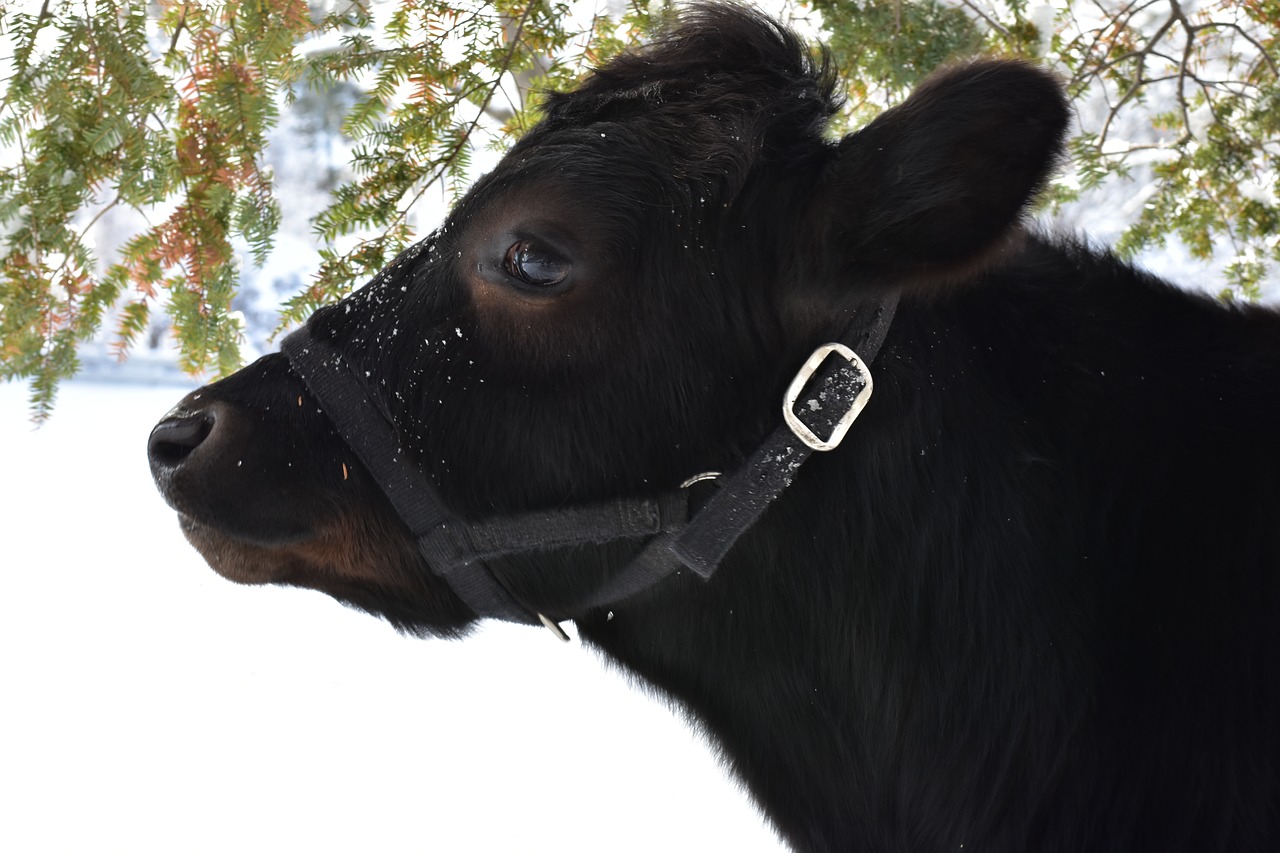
[503,240,568,288]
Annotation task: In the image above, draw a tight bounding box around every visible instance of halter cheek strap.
[281,293,898,636]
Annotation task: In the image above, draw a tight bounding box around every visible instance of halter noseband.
[281,294,897,639]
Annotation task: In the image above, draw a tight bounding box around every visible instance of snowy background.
[0,377,785,851]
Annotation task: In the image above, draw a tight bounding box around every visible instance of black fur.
[149,4,1280,850]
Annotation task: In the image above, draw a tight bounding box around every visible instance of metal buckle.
[782,343,874,452]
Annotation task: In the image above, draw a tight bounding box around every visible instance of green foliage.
[1,0,1277,417]
[1054,0,1280,300]
[0,0,309,417]
[809,0,986,119]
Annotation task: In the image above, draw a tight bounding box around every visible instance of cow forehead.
[489,121,739,209]
[304,85,802,375]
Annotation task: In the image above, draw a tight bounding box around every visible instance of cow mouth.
[174,501,428,600]
[177,513,296,585]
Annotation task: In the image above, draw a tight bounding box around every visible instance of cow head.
[148,4,1067,636]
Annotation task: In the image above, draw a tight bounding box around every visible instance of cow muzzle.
[148,393,318,548]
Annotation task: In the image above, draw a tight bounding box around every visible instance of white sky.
[0,379,785,852]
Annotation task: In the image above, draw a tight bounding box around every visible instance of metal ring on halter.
[537,612,571,642]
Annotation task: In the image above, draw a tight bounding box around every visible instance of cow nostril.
[148,411,216,470]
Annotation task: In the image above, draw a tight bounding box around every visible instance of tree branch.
[389,3,539,233]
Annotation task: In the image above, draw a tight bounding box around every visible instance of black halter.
[281,295,898,639]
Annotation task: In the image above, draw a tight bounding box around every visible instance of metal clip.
[538,612,571,642]
[679,471,721,489]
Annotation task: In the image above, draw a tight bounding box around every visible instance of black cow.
[148,4,1280,850]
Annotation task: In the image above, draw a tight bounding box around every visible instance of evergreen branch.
[49,195,120,288]
[1186,20,1278,80]
[167,6,188,56]
[1095,1,1183,149]
[387,3,538,237]
[0,0,52,118]
[957,0,1011,41]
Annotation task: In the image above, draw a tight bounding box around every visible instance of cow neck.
[281,293,898,640]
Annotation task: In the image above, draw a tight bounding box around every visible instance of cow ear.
[822,61,1069,281]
